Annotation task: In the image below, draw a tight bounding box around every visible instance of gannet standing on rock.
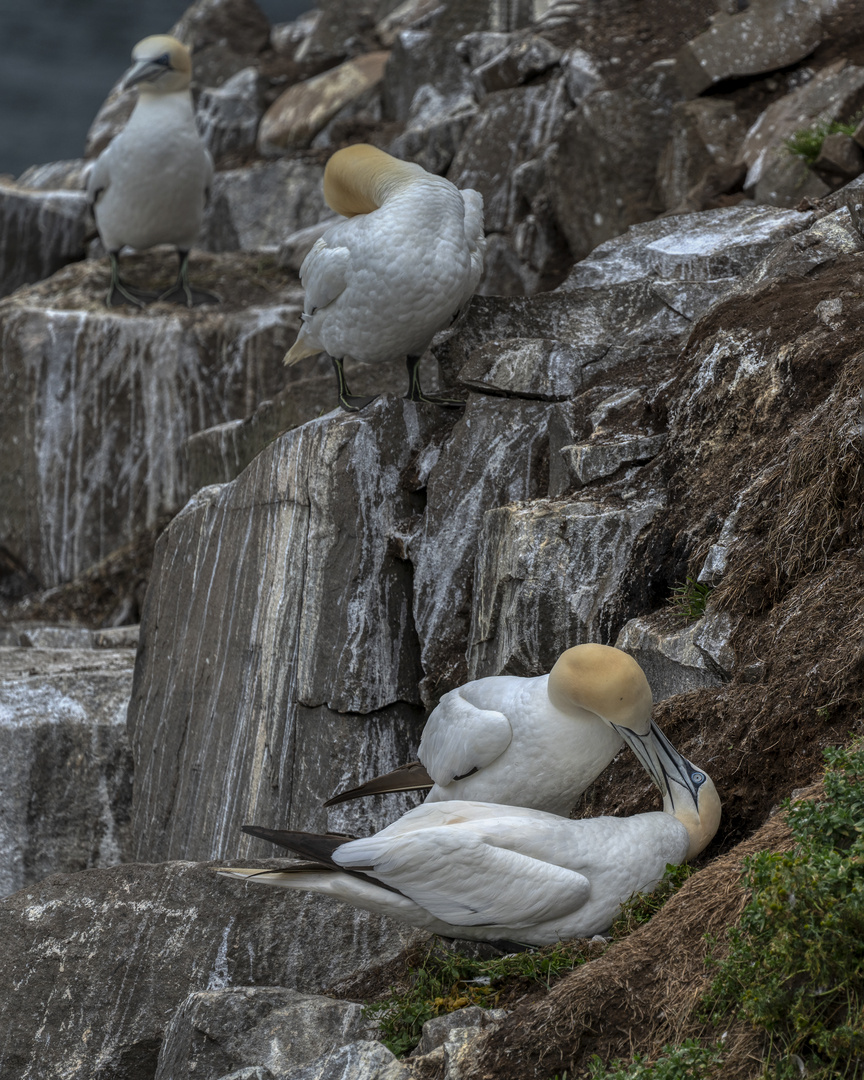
[325,644,650,816]
[284,144,485,412]
[220,721,721,946]
[87,35,218,308]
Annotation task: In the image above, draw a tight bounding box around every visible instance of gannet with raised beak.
[220,721,721,946]
[325,644,648,816]
[87,35,218,307]
[284,144,485,411]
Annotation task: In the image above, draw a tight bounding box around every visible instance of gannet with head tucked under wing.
[87,35,218,308]
[283,144,485,412]
[325,643,650,817]
[220,720,721,946]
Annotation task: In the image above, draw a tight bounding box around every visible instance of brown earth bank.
[464,801,808,1080]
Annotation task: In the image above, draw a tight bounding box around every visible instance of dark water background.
[0,0,311,177]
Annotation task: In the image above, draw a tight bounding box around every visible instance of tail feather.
[237,826,404,895]
[283,334,322,366]
[242,825,352,867]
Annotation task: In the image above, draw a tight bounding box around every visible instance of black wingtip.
[323,761,434,807]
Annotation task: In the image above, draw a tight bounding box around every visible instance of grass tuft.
[364,940,590,1057]
[668,576,713,621]
[610,863,694,940]
[585,1038,724,1079]
[785,120,858,166]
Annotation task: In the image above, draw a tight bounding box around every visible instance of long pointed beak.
[612,720,703,811]
[611,721,666,791]
[122,60,165,90]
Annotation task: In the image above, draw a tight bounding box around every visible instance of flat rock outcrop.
[156,986,377,1080]
[0,859,419,1080]
[0,181,89,298]
[0,253,303,587]
[0,645,134,896]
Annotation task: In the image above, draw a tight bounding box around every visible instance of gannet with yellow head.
[220,719,721,946]
[325,644,651,816]
[284,144,485,411]
[87,35,218,307]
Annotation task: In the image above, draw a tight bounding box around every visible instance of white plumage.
[87,34,217,307]
[326,643,649,816]
[284,144,485,411]
[221,720,721,946]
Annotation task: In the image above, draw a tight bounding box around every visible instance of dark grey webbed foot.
[157,283,222,307]
[404,354,466,408]
[106,252,158,308]
[331,355,378,412]
[338,392,379,412]
[157,249,221,307]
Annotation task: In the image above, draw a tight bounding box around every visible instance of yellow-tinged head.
[676,772,722,860]
[123,35,192,94]
[546,643,653,734]
[323,144,424,217]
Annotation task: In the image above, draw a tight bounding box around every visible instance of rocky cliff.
[2,0,864,1077]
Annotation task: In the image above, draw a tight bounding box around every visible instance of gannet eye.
[690,771,705,785]
[155,53,171,67]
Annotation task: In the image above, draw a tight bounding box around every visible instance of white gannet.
[325,644,650,817]
[87,35,218,308]
[283,143,485,412]
[220,721,721,946]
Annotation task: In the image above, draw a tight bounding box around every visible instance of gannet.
[87,35,218,308]
[325,644,649,816]
[283,144,485,411]
[220,721,721,946]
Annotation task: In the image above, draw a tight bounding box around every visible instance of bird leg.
[105,252,158,308]
[405,355,465,407]
[157,250,221,307]
[332,356,378,412]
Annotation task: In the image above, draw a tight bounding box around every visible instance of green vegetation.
[364,939,589,1056]
[785,120,859,166]
[667,576,713,621]
[704,742,864,1078]
[585,1039,724,1080]
[610,863,694,939]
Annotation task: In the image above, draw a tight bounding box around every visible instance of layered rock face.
[0,860,419,1080]
[4,0,864,1077]
[0,256,305,587]
[0,642,134,897]
[128,399,438,860]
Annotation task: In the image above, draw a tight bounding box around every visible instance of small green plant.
[785,120,859,166]
[585,1039,723,1079]
[704,742,864,1078]
[585,1039,724,1079]
[667,577,712,621]
[365,940,589,1056]
[610,863,694,939]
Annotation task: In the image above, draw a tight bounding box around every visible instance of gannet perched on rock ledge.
[87,35,218,308]
[325,644,649,817]
[221,722,720,946]
[284,144,485,412]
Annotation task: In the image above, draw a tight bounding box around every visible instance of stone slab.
[156,987,376,1080]
[0,860,420,1080]
[468,495,664,679]
[0,646,134,896]
[128,399,445,862]
[0,255,304,586]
